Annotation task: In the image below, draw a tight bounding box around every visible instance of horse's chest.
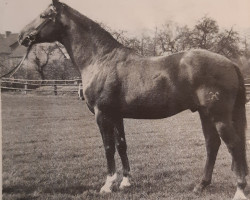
[82,82,101,108]
[82,72,117,109]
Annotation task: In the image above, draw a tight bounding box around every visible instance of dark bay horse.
[19,0,248,199]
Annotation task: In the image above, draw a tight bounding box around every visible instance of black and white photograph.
[1,0,250,199]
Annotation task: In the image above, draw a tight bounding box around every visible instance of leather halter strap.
[40,5,57,19]
[28,5,57,41]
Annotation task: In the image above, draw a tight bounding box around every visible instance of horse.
[18,0,248,199]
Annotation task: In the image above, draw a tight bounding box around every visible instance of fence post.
[24,81,28,95]
[54,82,57,95]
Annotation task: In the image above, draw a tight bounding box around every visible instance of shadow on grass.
[3,184,36,194]
[3,184,97,197]
[184,181,236,199]
[43,185,96,195]
[129,169,188,194]
[3,185,39,200]
[125,168,238,199]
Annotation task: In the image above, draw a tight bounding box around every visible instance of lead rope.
[0,45,32,78]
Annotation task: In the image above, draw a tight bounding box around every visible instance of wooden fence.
[0,78,82,95]
[244,78,250,97]
[1,77,250,96]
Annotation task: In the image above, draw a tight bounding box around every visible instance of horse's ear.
[52,0,59,6]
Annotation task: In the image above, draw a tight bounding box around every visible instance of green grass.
[2,93,250,200]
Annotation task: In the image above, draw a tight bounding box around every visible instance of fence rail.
[1,77,250,96]
[1,78,82,95]
[1,78,81,83]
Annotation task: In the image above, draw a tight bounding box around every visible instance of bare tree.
[174,26,194,51]
[156,22,179,54]
[99,22,130,45]
[99,18,245,62]
[241,37,250,58]
[32,44,57,80]
[153,22,193,55]
[191,16,219,49]
[0,56,10,75]
[215,27,240,58]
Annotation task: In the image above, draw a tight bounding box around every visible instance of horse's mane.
[61,3,122,48]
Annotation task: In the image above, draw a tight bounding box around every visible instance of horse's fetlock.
[237,180,247,190]
[201,179,211,187]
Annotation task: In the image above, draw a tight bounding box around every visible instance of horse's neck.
[59,12,121,71]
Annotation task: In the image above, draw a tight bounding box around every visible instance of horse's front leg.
[95,108,117,193]
[113,117,131,189]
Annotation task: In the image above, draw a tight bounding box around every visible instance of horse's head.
[19,0,64,47]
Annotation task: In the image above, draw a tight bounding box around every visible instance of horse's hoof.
[233,196,248,200]
[119,177,131,189]
[100,173,117,194]
[100,186,112,194]
[233,187,248,200]
[193,184,203,194]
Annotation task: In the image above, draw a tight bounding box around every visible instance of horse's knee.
[116,140,127,154]
[105,145,116,157]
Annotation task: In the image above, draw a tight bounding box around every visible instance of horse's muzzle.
[19,31,37,47]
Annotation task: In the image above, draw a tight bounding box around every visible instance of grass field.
[2,93,250,200]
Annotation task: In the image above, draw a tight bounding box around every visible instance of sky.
[0,0,250,37]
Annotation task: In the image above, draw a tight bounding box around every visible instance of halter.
[40,5,57,20]
[12,5,59,77]
[24,5,58,44]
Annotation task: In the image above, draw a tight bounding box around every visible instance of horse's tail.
[232,65,248,175]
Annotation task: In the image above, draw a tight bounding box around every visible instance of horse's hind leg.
[194,109,221,193]
[213,117,248,199]
[95,108,117,193]
[113,117,131,189]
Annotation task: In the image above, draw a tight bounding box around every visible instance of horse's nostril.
[19,33,37,47]
[23,36,29,41]
[19,36,30,46]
